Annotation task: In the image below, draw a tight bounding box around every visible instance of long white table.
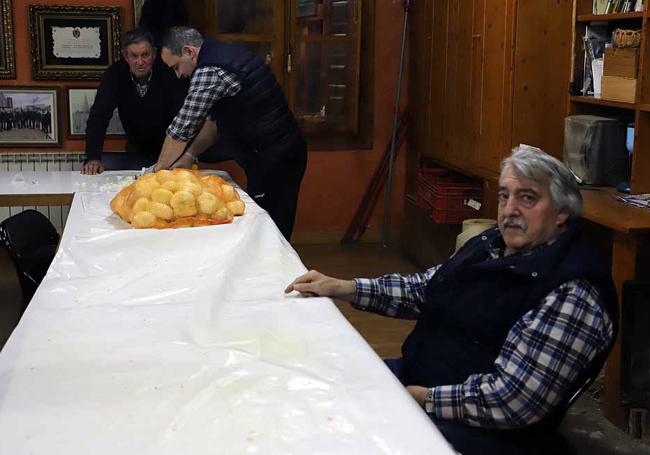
[0,171,453,454]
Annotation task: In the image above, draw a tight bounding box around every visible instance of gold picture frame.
[0,0,15,79]
[29,5,121,80]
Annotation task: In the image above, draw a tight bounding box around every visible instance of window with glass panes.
[187,0,373,149]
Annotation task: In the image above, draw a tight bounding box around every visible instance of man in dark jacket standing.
[81,28,187,175]
[285,146,618,455]
[156,26,307,241]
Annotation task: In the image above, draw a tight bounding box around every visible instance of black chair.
[0,210,59,306]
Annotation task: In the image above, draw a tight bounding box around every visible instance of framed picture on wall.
[0,87,60,147]
[67,88,125,137]
[29,5,121,80]
[0,0,16,79]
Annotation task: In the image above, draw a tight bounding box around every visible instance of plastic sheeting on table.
[0,173,453,454]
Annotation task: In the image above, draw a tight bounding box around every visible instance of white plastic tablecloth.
[0,170,141,196]
[0,171,453,454]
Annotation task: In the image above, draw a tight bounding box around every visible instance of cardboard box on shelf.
[601,75,637,103]
[603,48,640,79]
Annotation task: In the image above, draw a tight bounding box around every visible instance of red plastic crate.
[415,168,482,224]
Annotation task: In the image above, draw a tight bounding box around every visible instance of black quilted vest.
[401,224,618,420]
[195,39,304,164]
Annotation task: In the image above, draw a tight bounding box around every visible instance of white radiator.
[0,152,85,233]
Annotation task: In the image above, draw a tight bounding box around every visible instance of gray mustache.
[502,217,527,230]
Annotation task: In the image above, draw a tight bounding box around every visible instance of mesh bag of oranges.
[110,169,245,229]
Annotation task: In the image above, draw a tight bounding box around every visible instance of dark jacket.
[195,39,305,166]
[85,58,187,161]
[402,225,618,417]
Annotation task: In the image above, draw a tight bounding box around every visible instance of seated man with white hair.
[285,146,618,455]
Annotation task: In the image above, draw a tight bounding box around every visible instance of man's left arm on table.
[352,265,442,319]
[410,279,613,429]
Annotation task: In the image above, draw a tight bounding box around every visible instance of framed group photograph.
[67,88,125,137]
[29,5,121,80]
[0,0,15,79]
[0,87,60,147]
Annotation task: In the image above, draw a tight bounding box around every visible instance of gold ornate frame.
[0,0,15,79]
[29,5,121,80]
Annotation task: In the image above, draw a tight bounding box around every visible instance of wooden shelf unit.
[571,0,650,430]
[571,1,650,195]
[570,95,635,109]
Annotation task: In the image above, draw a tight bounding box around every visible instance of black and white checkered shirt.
[166,66,241,142]
[353,237,613,429]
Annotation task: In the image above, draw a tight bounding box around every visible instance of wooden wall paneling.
[481,177,499,220]
[476,0,516,176]
[445,0,475,170]
[470,0,485,174]
[406,0,434,194]
[511,0,573,159]
[429,0,450,164]
[443,0,460,166]
[512,1,547,153]
[539,0,573,157]
[459,0,476,169]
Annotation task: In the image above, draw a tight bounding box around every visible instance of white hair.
[501,145,582,219]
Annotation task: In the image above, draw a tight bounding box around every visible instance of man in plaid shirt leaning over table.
[155,26,307,240]
[285,146,618,455]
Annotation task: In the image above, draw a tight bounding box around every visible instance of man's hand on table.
[81,160,105,175]
[406,385,428,406]
[284,270,357,302]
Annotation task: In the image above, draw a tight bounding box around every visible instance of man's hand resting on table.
[284,270,357,301]
[406,385,428,406]
[81,160,105,175]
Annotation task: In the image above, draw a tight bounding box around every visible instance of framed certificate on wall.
[29,5,121,80]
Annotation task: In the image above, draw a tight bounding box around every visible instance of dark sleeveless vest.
[195,39,304,164]
[401,225,618,417]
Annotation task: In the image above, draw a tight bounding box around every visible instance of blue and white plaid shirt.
[166,66,241,142]
[353,241,613,429]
